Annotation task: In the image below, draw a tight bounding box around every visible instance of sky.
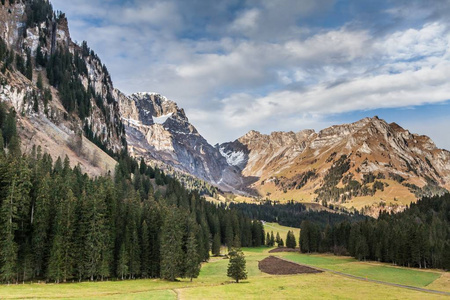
[50,0,450,149]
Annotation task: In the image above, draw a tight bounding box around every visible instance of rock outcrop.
[120,92,243,191]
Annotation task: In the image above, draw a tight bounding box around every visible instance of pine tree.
[300,221,309,253]
[225,218,233,250]
[276,232,281,246]
[0,158,31,283]
[127,195,141,279]
[84,184,108,281]
[31,173,52,277]
[212,232,221,256]
[147,196,162,278]
[286,231,296,249]
[47,188,76,283]
[0,130,4,154]
[37,72,43,90]
[160,207,183,281]
[25,49,33,81]
[270,231,275,247]
[185,231,200,281]
[140,220,150,278]
[0,179,19,283]
[117,243,128,280]
[227,247,247,283]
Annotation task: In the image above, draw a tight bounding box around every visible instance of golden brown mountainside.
[219,117,450,216]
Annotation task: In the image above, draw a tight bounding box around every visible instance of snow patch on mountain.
[153,113,173,124]
[219,147,246,167]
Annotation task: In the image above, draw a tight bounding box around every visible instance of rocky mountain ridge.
[119,92,243,191]
[220,116,450,215]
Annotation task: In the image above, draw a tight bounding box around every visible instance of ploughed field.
[258,256,322,275]
[0,225,448,299]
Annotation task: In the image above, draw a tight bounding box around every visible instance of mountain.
[119,92,243,191]
[220,117,450,216]
[1,1,448,216]
[1,0,126,175]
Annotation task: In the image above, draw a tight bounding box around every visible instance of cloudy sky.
[51,0,450,149]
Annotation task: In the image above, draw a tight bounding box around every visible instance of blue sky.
[51,0,450,149]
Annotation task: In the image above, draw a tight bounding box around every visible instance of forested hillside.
[230,201,366,228]
[299,194,450,270]
[0,103,265,284]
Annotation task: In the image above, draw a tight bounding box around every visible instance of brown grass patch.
[258,256,322,275]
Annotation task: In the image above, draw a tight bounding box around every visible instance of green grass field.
[0,225,448,299]
[282,253,442,288]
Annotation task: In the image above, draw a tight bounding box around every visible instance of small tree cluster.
[266,231,275,247]
[286,231,296,249]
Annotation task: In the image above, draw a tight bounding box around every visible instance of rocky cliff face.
[120,92,243,191]
[0,0,126,175]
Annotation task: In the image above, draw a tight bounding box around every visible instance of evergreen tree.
[16,53,25,75]
[286,231,296,249]
[84,184,109,281]
[31,174,52,277]
[0,130,4,154]
[0,157,31,283]
[225,218,234,250]
[160,207,183,281]
[212,232,221,256]
[185,231,200,281]
[140,220,150,278]
[36,45,46,67]
[300,221,310,253]
[47,188,76,283]
[0,178,19,283]
[25,49,33,80]
[37,72,43,90]
[227,247,247,283]
[276,232,281,246]
[116,243,128,280]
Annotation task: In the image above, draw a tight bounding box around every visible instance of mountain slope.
[119,92,243,191]
[220,117,450,215]
[0,0,126,175]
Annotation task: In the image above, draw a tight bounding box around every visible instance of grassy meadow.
[0,227,448,299]
[263,221,301,245]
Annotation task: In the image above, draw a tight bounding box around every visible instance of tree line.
[0,105,265,283]
[230,200,365,229]
[299,194,450,270]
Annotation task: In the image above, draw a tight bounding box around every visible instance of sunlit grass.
[0,223,446,299]
[282,253,441,288]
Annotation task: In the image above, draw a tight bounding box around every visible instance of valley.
[0,1,449,299]
[0,245,448,299]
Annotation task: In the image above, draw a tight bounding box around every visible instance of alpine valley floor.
[0,240,448,299]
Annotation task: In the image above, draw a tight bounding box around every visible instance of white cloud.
[376,23,448,61]
[229,9,260,33]
[49,0,450,147]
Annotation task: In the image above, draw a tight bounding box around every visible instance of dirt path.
[277,256,450,296]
